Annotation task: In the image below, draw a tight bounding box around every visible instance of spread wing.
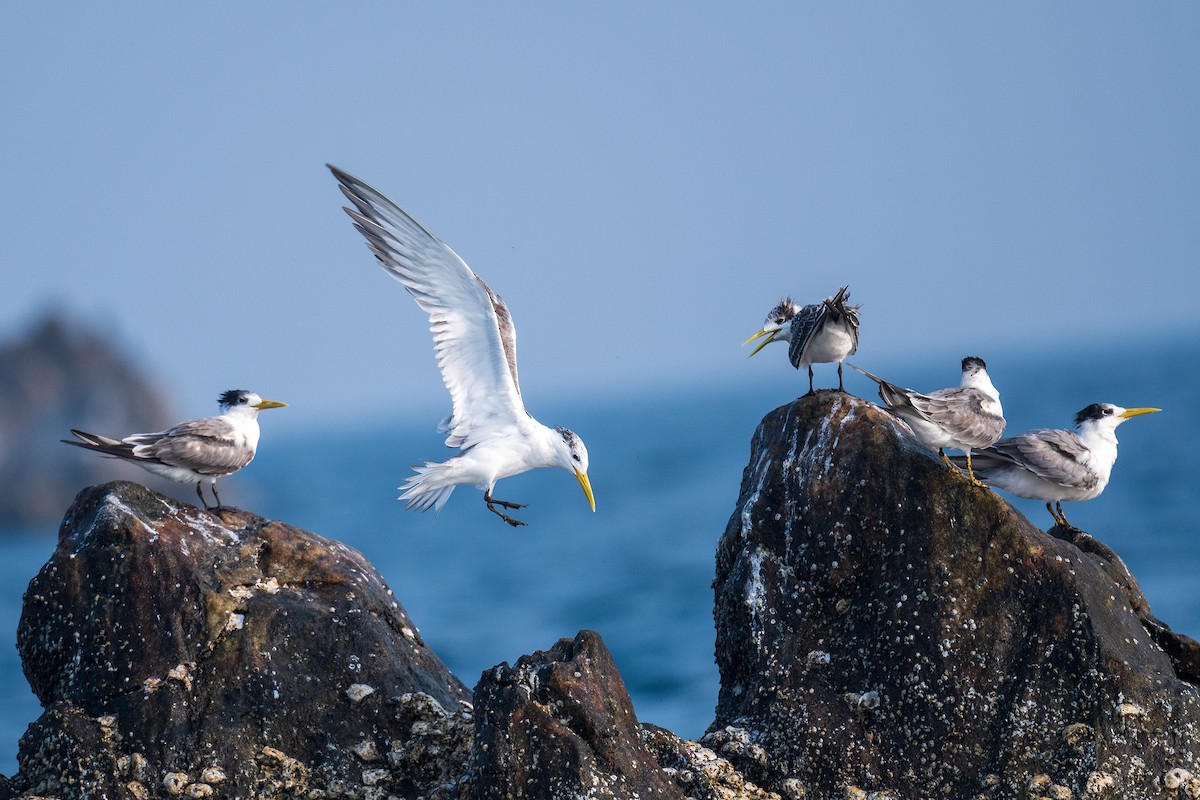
[329,165,526,450]
[128,418,253,476]
[912,388,1005,448]
[986,429,1098,489]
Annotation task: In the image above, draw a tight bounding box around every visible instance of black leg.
[804,366,815,397]
[484,491,527,527]
[211,482,223,511]
[837,362,846,392]
[196,483,211,511]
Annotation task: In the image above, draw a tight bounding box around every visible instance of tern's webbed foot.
[485,492,529,527]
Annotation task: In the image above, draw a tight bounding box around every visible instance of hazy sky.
[3,4,1198,426]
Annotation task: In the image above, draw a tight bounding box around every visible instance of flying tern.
[953,403,1160,528]
[62,389,286,511]
[850,357,1004,484]
[328,165,595,527]
[743,286,860,394]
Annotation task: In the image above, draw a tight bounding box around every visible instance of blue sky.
[2,4,1198,426]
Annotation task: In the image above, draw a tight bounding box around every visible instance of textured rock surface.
[0,313,172,526]
[9,481,470,799]
[713,391,1200,799]
[463,630,682,799]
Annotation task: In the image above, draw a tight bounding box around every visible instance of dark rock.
[0,312,173,526]
[463,630,682,800]
[713,391,1200,799]
[11,481,470,799]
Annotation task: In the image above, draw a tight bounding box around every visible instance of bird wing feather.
[910,388,1005,447]
[128,418,252,476]
[990,429,1097,489]
[329,166,526,450]
[786,302,826,368]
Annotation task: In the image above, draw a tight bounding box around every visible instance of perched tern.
[953,403,1161,528]
[743,286,860,394]
[850,357,1004,484]
[328,165,595,527]
[61,389,286,511]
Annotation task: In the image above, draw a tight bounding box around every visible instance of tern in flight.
[743,286,860,394]
[851,357,1005,485]
[329,165,595,527]
[62,389,286,511]
[953,403,1160,528]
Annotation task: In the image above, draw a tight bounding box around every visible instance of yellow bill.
[253,399,288,410]
[574,469,596,512]
[1119,407,1161,419]
[742,328,778,357]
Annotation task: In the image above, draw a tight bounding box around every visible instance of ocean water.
[1,336,1197,777]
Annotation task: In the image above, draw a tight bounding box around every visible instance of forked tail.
[398,461,458,512]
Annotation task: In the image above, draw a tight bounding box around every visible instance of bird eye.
[572,454,580,462]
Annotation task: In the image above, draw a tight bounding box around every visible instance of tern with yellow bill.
[743,286,860,395]
[329,165,595,527]
[952,403,1160,528]
[62,389,287,511]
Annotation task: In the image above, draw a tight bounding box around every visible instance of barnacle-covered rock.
[713,392,1200,799]
[7,481,469,799]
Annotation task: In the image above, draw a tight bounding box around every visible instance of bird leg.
[963,451,987,488]
[210,482,224,511]
[195,483,213,511]
[837,362,846,392]
[938,449,954,470]
[484,491,528,528]
[804,366,816,397]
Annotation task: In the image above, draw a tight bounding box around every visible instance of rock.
[0,312,173,526]
[713,391,1200,799]
[463,630,683,799]
[9,481,469,799]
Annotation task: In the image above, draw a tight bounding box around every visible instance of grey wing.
[911,388,1005,447]
[131,418,252,476]
[477,279,520,396]
[786,303,825,368]
[993,429,1097,489]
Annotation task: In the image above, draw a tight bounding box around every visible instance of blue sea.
[2,336,1198,777]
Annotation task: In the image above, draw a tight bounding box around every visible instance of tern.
[952,403,1161,528]
[743,286,860,394]
[329,165,595,527]
[62,389,286,511]
[850,357,1004,485]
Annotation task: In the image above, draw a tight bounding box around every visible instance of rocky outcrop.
[714,392,1200,799]
[463,630,682,800]
[0,313,172,526]
[11,481,471,799]
[6,392,1200,799]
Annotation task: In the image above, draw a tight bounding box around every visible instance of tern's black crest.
[1074,403,1115,427]
[767,298,800,326]
[219,389,252,408]
[962,357,987,372]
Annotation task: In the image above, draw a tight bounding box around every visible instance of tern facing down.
[952,403,1161,528]
[743,286,860,395]
[328,165,595,527]
[61,389,287,511]
[850,357,1005,485]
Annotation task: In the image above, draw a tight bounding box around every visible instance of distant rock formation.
[0,312,172,526]
[4,393,1199,799]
